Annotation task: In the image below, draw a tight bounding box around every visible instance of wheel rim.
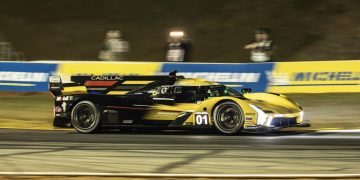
[215,104,242,132]
[73,104,96,130]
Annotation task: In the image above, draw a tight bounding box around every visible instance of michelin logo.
[267,71,360,85]
[176,72,261,83]
[0,71,49,82]
[294,72,360,81]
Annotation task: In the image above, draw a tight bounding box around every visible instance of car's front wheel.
[71,101,101,133]
[213,101,244,135]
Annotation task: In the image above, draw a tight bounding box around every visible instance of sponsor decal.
[176,72,260,83]
[268,61,360,93]
[245,113,256,115]
[0,62,57,92]
[0,71,49,82]
[61,102,67,112]
[55,96,73,101]
[91,75,124,81]
[62,96,73,101]
[294,71,360,81]
[160,86,172,94]
[267,71,360,85]
[244,126,259,129]
[122,120,133,124]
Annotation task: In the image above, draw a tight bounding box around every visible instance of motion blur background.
[0,1,360,178]
[0,0,359,62]
[0,0,359,130]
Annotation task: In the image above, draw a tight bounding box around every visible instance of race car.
[49,71,310,135]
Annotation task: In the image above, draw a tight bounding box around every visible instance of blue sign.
[0,62,58,92]
[161,63,274,92]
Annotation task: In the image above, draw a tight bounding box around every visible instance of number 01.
[196,114,208,125]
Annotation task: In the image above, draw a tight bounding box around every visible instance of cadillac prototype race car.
[49,71,310,135]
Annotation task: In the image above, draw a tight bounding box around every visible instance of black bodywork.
[50,72,191,128]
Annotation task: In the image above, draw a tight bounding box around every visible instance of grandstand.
[0,42,24,61]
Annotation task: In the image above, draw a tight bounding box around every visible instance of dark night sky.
[0,0,359,62]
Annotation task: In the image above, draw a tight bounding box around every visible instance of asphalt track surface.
[0,128,359,175]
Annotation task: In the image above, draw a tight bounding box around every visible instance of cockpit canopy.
[150,84,241,103]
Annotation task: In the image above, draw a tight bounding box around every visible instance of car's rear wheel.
[213,101,244,135]
[71,101,101,133]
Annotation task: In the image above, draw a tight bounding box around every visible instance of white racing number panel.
[195,112,210,126]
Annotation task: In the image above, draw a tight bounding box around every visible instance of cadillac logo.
[91,76,124,81]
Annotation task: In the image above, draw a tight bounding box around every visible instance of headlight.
[249,104,267,125]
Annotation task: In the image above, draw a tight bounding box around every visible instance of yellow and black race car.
[49,71,310,135]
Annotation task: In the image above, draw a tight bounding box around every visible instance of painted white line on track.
[0,172,360,178]
[317,129,360,133]
[272,135,360,139]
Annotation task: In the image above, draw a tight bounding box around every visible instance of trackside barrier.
[0,62,57,92]
[0,60,359,93]
[267,61,360,93]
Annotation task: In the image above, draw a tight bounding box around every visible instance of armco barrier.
[0,60,359,93]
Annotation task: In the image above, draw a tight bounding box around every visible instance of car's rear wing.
[49,71,183,96]
[49,75,64,96]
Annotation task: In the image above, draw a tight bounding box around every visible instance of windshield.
[199,85,242,97]
[169,85,242,103]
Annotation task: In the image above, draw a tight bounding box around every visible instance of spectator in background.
[99,30,129,61]
[165,31,192,62]
[244,28,275,62]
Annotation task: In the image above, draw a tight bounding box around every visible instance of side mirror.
[241,88,252,94]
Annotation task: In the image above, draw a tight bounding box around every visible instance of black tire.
[71,101,101,133]
[213,101,244,135]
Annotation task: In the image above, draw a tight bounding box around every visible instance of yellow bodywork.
[60,77,303,129]
[141,92,303,128]
[142,79,303,129]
